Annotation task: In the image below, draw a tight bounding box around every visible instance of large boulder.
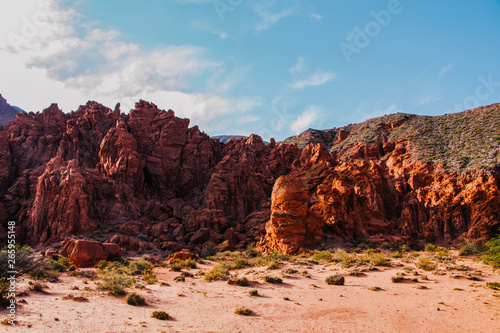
[59,238,122,267]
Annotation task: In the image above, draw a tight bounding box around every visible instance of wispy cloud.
[289,69,337,89]
[290,105,320,133]
[418,94,442,105]
[438,63,454,79]
[309,12,323,20]
[289,57,305,73]
[0,0,259,132]
[254,3,297,31]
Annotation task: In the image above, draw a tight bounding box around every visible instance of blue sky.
[0,0,499,140]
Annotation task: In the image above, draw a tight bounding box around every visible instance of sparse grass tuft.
[311,250,333,262]
[418,257,437,271]
[228,276,249,286]
[249,289,258,296]
[459,239,483,256]
[262,276,283,284]
[480,236,500,269]
[235,306,253,316]
[151,311,170,321]
[125,292,145,306]
[325,275,344,286]
[204,264,230,282]
[486,282,500,290]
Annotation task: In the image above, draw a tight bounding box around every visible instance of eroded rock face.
[260,175,323,254]
[0,99,499,255]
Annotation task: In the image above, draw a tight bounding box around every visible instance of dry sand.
[2,251,500,333]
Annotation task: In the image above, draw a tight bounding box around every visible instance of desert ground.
[2,249,500,333]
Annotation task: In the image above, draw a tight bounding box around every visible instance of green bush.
[129,259,153,275]
[311,250,333,262]
[325,275,344,285]
[151,311,170,320]
[459,239,483,256]
[235,306,252,316]
[480,236,500,268]
[125,292,145,306]
[262,276,282,284]
[228,276,249,286]
[334,249,355,268]
[248,289,258,296]
[204,264,230,282]
[417,257,437,271]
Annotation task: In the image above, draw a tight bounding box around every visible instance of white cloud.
[0,0,258,132]
[309,12,323,20]
[290,105,320,133]
[438,63,454,79]
[289,57,305,73]
[254,3,297,31]
[418,94,442,105]
[289,69,337,89]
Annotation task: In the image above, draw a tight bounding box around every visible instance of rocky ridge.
[0,100,499,254]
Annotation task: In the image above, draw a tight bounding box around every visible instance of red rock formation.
[167,249,199,264]
[0,99,499,255]
[260,175,323,254]
[59,238,122,267]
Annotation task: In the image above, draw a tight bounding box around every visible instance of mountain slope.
[283,104,500,173]
[0,94,22,125]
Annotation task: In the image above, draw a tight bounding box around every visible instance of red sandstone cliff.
[0,100,499,254]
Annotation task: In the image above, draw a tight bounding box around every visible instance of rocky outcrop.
[260,175,323,254]
[167,249,199,264]
[0,99,499,255]
[59,238,122,267]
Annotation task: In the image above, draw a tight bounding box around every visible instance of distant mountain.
[0,94,22,125]
[212,135,246,143]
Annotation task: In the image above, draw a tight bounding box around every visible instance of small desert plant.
[125,292,146,306]
[267,262,279,270]
[262,276,282,284]
[480,235,500,269]
[143,270,157,284]
[129,258,153,275]
[333,249,355,268]
[232,258,249,269]
[28,280,48,292]
[249,289,259,296]
[235,306,253,316]
[487,282,500,290]
[369,253,390,266]
[391,275,404,283]
[283,268,299,275]
[228,276,249,286]
[391,250,403,259]
[151,311,171,320]
[62,295,88,302]
[418,257,437,271]
[311,250,333,262]
[98,275,134,295]
[325,275,344,286]
[204,264,230,282]
[459,239,483,256]
[169,261,183,272]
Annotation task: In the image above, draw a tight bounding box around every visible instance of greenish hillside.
[283,103,500,172]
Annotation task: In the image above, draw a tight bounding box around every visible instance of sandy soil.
[2,251,500,333]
